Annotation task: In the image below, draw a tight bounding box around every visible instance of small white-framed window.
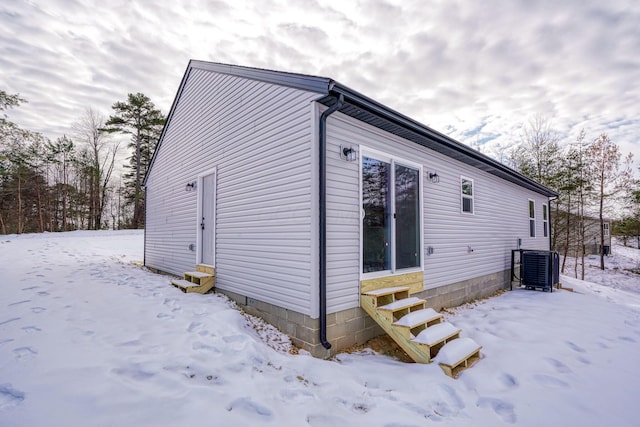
[603,223,610,237]
[461,177,474,214]
[542,204,548,238]
[528,200,536,238]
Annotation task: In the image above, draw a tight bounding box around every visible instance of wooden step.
[377,297,426,323]
[393,308,443,329]
[361,286,411,309]
[437,338,482,378]
[362,286,410,297]
[412,322,461,359]
[378,297,425,312]
[392,307,443,339]
[184,271,213,279]
[171,279,202,292]
[412,322,460,346]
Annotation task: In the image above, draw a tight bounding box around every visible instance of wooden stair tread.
[184,271,213,278]
[171,279,201,288]
[393,308,442,328]
[437,338,482,378]
[378,297,425,311]
[362,286,410,297]
[412,322,460,345]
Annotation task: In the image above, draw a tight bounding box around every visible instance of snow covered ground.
[1,231,639,426]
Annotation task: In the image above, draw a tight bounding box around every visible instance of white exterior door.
[198,169,216,266]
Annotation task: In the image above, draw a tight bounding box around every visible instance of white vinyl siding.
[325,111,550,312]
[145,68,319,315]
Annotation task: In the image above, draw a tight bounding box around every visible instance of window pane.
[529,200,535,218]
[542,204,547,220]
[362,157,391,272]
[462,179,473,196]
[530,219,536,237]
[462,197,473,213]
[395,164,420,269]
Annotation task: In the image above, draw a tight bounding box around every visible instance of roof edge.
[189,60,332,94]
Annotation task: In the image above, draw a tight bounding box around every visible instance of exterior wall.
[145,68,320,315]
[325,111,550,314]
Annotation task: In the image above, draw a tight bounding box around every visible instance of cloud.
[0,0,637,174]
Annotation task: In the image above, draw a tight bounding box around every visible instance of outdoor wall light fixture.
[340,145,357,162]
[429,172,440,183]
[185,181,197,192]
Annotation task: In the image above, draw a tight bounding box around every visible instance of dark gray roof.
[177,60,558,197]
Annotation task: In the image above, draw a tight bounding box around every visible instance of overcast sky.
[1,0,638,167]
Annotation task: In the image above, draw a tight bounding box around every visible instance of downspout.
[318,94,344,350]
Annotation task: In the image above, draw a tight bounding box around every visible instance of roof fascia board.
[143,62,194,187]
[329,83,558,197]
[189,60,332,94]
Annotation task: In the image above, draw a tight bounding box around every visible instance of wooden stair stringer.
[360,294,432,364]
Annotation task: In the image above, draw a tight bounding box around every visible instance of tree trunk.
[17,175,23,234]
[561,199,571,273]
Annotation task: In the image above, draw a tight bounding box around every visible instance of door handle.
[201,217,205,230]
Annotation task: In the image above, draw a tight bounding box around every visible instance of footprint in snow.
[21,286,39,291]
[477,397,517,424]
[21,326,42,333]
[565,341,586,353]
[156,313,173,319]
[13,347,37,360]
[545,358,572,374]
[439,383,465,411]
[279,388,315,403]
[618,336,636,343]
[192,341,221,353]
[532,374,569,388]
[187,322,203,332]
[226,397,273,420]
[577,356,591,365]
[31,307,46,314]
[499,373,519,389]
[112,365,155,381]
[0,383,25,410]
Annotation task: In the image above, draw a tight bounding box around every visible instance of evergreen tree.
[104,93,164,229]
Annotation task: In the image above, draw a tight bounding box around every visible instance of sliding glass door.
[362,152,421,274]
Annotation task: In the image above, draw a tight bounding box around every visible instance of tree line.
[508,115,638,277]
[0,90,164,234]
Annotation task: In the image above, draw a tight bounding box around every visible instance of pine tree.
[104,93,164,229]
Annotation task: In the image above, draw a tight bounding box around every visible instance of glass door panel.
[395,164,420,269]
[362,156,391,273]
